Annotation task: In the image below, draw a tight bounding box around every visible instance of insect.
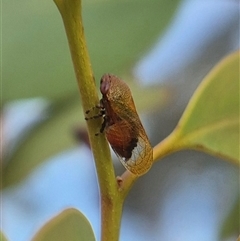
[85,74,153,176]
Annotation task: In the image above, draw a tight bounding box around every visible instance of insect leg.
[95,116,107,136]
[85,104,101,114]
[85,112,104,120]
[85,104,105,120]
[85,101,107,136]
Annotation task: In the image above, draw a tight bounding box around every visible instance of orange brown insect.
[86,74,153,176]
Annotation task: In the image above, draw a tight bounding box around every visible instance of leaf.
[3,0,179,102]
[0,231,8,241]
[175,51,239,163]
[1,96,83,189]
[220,197,240,239]
[154,51,239,164]
[32,208,96,241]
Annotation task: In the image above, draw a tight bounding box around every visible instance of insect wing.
[113,128,153,176]
[109,101,153,175]
[99,73,153,175]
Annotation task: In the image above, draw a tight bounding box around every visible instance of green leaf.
[0,231,8,241]
[1,96,83,189]
[32,208,96,241]
[173,51,239,163]
[220,197,240,239]
[3,0,180,102]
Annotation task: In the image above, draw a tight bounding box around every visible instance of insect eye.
[100,76,110,95]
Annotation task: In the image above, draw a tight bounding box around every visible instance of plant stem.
[119,131,181,198]
[101,194,123,241]
[53,0,122,240]
[153,130,180,162]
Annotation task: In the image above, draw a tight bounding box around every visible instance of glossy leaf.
[172,51,239,163]
[32,208,95,241]
[154,51,239,163]
[0,231,8,241]
[3,0,179,102]
[220,197,240,239]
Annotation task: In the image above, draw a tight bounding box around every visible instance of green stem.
[153,129,181,162]
[101,195,123,241]
[119,130,181,198]
[53,0,122,240]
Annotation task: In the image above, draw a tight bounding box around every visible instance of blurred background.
[1,0,239,240]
